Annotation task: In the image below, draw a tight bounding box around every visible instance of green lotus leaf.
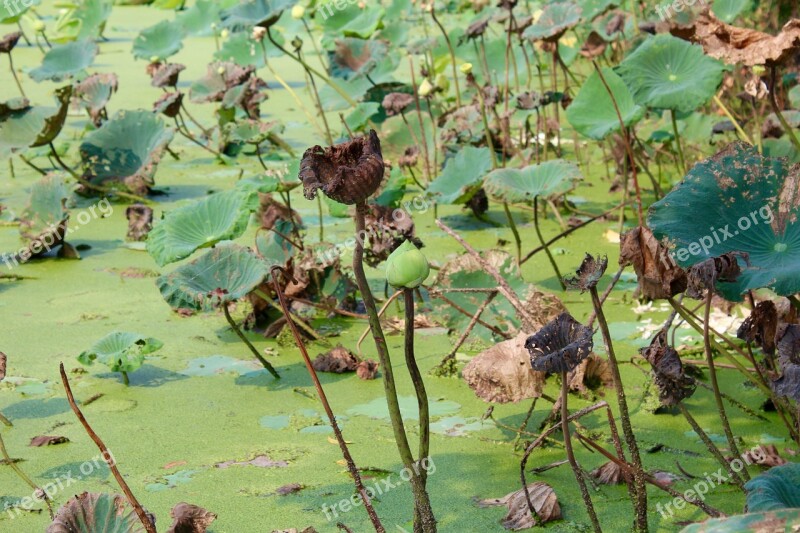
[79,110,175,195]
[255,218,296,268]
[679,509,800,532]
[578,0,618,21]
[522,1,581,42]
[47,492,146,533]
[319,4,385,40]
[344,102,380,132]
[156,243,269,311]
[220,0,294,31]
[374,166,406,208]
[152,0,185,9]
[147,189,259,267]
[132,20,185,61]
[567,67,643,139]
[214,30,285,67]
[329,38,390,81]
[790,85,800,110]
[52,0,111,42]
[617,34,726,113]
[1,0,39,23]
[0,86,71,158]
[29,39,98,82]
[426,146,492,205]
[176,0,220,36]
[73,73,118,125]
[77,331,163,374]
[746,463,800,512]
[18,175,69,249]
[712,0,753,23]
[484,159,581,204]
[649,141,800,300]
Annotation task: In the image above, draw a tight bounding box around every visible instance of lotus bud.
[217,66,226,75]
[418,78,433,97]
[252,26,266,41]
[32,20,46,32]
[291,5,305,19]
[459,62,473,75]
[211,22,218,30]
[150,55,161,64]
[435,73,449,93]
[752,65,765,75]
[386,241,430,289]
[220,29,230,39]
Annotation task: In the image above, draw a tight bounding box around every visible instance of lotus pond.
[2,1,800,532]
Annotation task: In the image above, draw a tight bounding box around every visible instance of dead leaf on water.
[478,482,561,530]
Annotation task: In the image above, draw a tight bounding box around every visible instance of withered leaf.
[364,204,420,267]
[47,492,153,533]
[590,461,628,485]
[742,444,787,467]
[568,353,613,394]
[398,146,419,168]
[125,204,153,242]
[356,359,379,380]
[0,32,21,54]
[381,92,414,116]
[737,301,778,356]
[640,329,696,406]
[686,252,745,298]
[773,324,800,402]
[463,332,546,403]
[692,10,800,66]
[166,503,216,533]
[154,92,184,118]
[312,345,359,373]
[525,313,593,374]
[258,193,302,232]
[564,253,607,292]
[276,483,304,495]
[0,352,5,382]
[463,19,489,41]
[299,130,385,205]
[619,226,687,300]
[30,435,70,447]
[478,482,561,530]
[152,63,186,88]
[580,31,607,59]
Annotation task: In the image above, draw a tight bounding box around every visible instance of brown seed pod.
[640,328,696,406]
[298,129,385,205]
[525,313,593,374]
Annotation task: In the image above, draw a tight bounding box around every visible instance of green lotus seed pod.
[386,240,430,289]
[32,20,46,32]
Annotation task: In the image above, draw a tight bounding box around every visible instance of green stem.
[533,197,565,290]
[678,403,744,489]
[670,111,687,175]
[317,195,325,242]
[770,66,800,152]
[223,306,280,379]
[0,431,53,518]
[404,288,431,484]
[7,53,26,99]
[429,7,461,108]
[503,202,522,265]
[121,371,129,386]
[473,78,498,169]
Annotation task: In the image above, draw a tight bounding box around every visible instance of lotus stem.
[60,364,153,532]
[7,53,25,99]
[429,7,460,108]
[533,197,566,290]
[701,290,747,479]
[300,50,333,145]
[434,291,497,375]
[677,403,744,489]
[769,66,800,152]
[0,430,53,518]
[121,371,129,386]
[403,288,431,484]
[559,375,602,533]
[503,202,522,265]
[670,111,687,175]
[0,411,10,427]
[317,195,325,242]
[408,57,433,183]
[301,18,328,72]
[473,79,498,168]
[589,285,649,532]
[713,94,753,145]
[222,305,280,379]
[270,268,385,533]
[354,202,436,532]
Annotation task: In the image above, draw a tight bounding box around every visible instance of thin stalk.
[670,111,687,175]
[300,50,333,145]
[317,195,325,242]
[223,306,280,378]
[60,364,155,533]
[7,53,26,99]
[301,18,328,72]
[0,432,53,518]
[121,371,129,386]
[473,78,498,168]
[0,411,10,427]
[589,286,648,532]
[435,291,497,374]
[701,290,747,478]
[404,288,431,484]
[503,202,522,265]
[254,289,327,344]
[408,57,433,183]
[263,47,326,137]
[354,203,436,532]
[769,66,800,151]
[559,376,602,533]
[533,197,565,290]
[713,94,753,145]
[429,7,461,108]
[270,268,385,532]
[678,403,744,489]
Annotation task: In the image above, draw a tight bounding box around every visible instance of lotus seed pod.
[459,62,473,74]
[386,240,430,289]
[32,20,46,32]
[217,66,226,75]
[291,5,305,19]
[150,56,161,64]
[418,78,433,97]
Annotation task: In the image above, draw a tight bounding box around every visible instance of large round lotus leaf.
[712,0,753,23]
[29,40,98,82]
[0,101,56,158]
[566,67,643,140]
[52,0,112,42]
[649,141,800,300]
[80,110,175,194]
[1,0,38,23]
[617,34,726,113]
[679,509,800,533]
[220,0,294,31]
[176,0,220,36]
[132,20,185,61]
[328,38,390,81]
[146,189,259,267]
[578,0,618,21]
[484,160,581,204]
[77,331,163,373]
[256,219,296,267]
[73,73,118,124]
[19,175,68,240]
[47,492,146,533]
[745,463,800,512]
[156,243,269,311]
[426,146,493,205]
[214,31,287,67]
[522,1,581,42]
[319,4,385,41]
